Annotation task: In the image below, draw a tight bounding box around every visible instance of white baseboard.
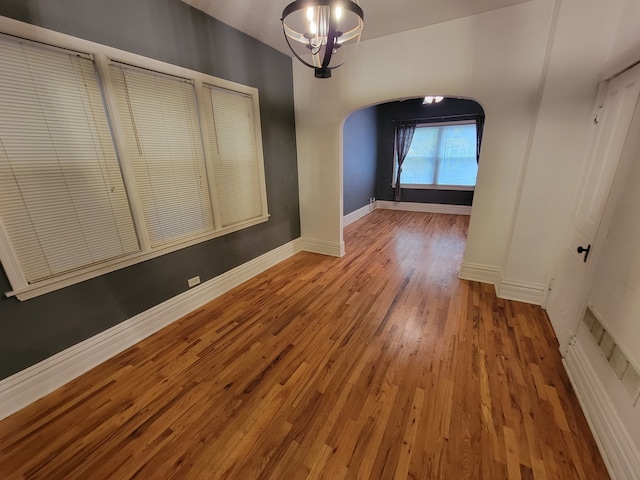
[0,238,303,421]
[343,203,375,226]
[343,200,471,229]
[496,277,547,305]
[564,336,640,480]
[376,200,472,215]
[458,262,501,285]
[458,263,547,306]
[301,238,345,257]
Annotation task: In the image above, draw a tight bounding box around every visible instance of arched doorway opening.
[343,96,485,223]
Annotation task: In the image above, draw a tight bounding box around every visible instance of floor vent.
[582,307,640,406]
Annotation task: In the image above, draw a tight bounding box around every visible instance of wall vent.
[583,307,640,406]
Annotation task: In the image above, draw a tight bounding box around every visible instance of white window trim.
[390,183,476,191]
[0,16,269,301]
[392,119,478,191]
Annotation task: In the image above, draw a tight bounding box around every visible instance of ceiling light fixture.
[423,96,444,104]
[281,0,364,78]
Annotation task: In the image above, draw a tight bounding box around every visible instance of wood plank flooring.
[0,210,609,479]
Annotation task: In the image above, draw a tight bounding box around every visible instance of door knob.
[577,244,591,262]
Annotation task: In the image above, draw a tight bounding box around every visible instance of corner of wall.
[458,262,548,306]
[496,276,548,306]
[300,238,345,257]
[458,262,501,286]
[343,203,376,227]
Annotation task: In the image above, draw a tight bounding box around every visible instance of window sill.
[391,183,475,192]
[6,215,269,301]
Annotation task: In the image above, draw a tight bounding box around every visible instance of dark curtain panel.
[476,115,485,163]
[394,120,417,201]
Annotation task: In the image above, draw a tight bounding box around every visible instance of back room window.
[396,121,478,189]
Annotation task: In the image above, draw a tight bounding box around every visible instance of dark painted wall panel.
[0,0,300,379]
[343,107,378,215]
[375,98,484,205]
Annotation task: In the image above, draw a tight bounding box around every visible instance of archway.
[342,96,485,224]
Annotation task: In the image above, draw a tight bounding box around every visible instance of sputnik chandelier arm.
[281,0,364,78]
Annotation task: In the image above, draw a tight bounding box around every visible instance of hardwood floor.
[0,210,609,479]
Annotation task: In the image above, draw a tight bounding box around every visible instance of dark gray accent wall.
[0,0,300,380]
[343,106,378,215]
[375,98,484,205]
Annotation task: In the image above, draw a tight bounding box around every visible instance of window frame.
[392,120,478,191]
[0,16,269,300]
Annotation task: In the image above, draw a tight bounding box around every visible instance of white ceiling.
[182,0,533,56]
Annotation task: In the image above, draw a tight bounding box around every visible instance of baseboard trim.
[301,238,345,257]
[458,263,547,306]
[564,337,640,480]
[458,262,501,285]
[343,203,376,226]
[496,277,547,306]
[0,238,303,421]
[343,200,471,228]
[376,200,472,215]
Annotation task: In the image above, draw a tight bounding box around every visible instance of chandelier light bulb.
[423,95,444,104]
[281,0,364,78]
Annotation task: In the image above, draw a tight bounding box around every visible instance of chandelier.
[281,0,364,78]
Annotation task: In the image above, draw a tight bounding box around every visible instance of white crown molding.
[564,336,640,480]
[0,238,302,421]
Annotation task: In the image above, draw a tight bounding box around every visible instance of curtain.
[394,120,417,202]
[476,114,485,163]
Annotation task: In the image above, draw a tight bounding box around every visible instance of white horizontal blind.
[110,64,214,247]
[0,35,139,283]
[203,85,262,227]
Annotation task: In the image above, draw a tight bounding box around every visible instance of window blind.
[202,85,262,227]
[0,35,139,283]
[109,64,214,247]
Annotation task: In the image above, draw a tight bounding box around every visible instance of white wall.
[294,0,556,265]
[293,74,345,255]
[607,0,640,73]
[502,0,624,296]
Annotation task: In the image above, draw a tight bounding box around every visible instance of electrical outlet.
[188,275,201,288]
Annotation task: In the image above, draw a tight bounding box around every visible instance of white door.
[546,63,640,353]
